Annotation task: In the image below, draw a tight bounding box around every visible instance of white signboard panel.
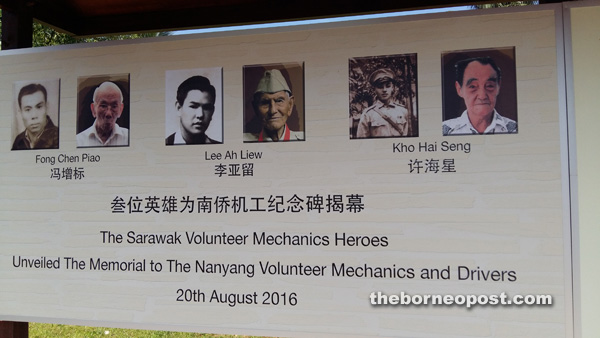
[0,6,572,338]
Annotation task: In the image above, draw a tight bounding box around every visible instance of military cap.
[254,69,291,94]
[369,68,395,85]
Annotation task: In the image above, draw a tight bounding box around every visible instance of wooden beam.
[9,0,489,37]
[2,0,577,37]
[69,0,475,36]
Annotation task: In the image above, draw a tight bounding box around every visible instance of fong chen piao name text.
[35,153,101,166]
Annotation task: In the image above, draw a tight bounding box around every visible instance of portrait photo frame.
[76,73,130,147]
[441,47,518,135]
[349,53,418,139]
[165,67,223,145]
[242,62,305,142]
[11,78,60,150]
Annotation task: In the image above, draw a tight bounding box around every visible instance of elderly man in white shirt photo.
[443,56,517,135]
[77,81,129,147]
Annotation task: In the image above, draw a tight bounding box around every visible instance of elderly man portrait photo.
[442,48,518,135]
[12,79,60,150]
[243,63,304,142]
[165,68,223,145]
[76,74,130,147]
[349,54,418,139]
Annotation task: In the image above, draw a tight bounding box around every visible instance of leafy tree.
[1,9,170,49]
[32,23,170,47]
[474,1,538,8]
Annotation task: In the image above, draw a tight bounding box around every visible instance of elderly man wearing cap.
[244,69,304,142]
[356,68,410,138]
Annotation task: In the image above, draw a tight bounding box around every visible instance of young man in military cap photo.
[349,54,418,139]
[356,68,410,138]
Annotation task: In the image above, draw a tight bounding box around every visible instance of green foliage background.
[0,9,170,49]
[30,323,267,338]
[474,1,538,8]
[31,22,171,47]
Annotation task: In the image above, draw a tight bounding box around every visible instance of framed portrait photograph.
[441,47,518,135]
[165,68,223,145]
[11,79,60,150]
[349,53,418,139]
[76,73,130,147]
[243,62,305,143]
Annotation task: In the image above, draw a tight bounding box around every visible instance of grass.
[29,323,269,338]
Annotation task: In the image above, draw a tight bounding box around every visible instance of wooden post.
[0,6,32,335]
[1,4,33,49]
[0,321,28,338]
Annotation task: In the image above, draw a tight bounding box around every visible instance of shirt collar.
[486,110,511,133]
[175,130,209,144]
[91,122,125,145]
[459,110,509,134]
[25,116,52,147]
[174,131,186,144]
[376,100,398,109]
[258,124,291,141]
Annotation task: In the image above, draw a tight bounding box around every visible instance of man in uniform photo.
[356,68,410,138]
[12,83,59,150]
